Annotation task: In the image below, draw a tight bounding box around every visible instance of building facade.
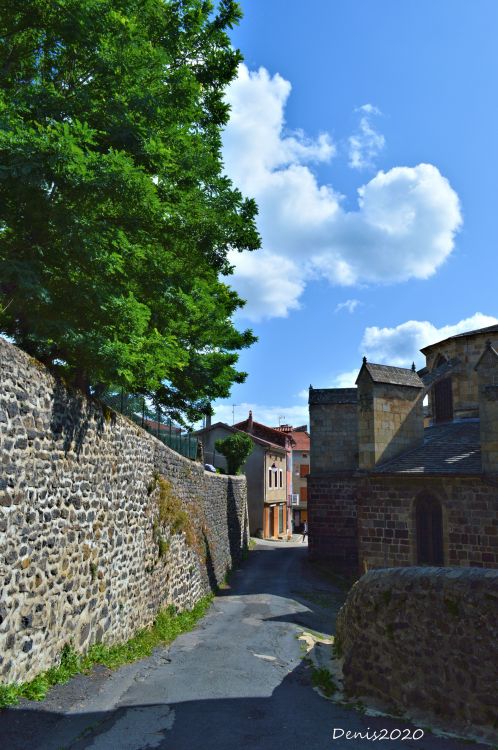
[234,413,293,537]
[195,420,288,538]
[275,424,310,531]
[308,324,498,573]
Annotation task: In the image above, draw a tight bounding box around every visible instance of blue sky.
[212,0,498,427]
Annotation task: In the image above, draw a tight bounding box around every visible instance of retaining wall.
[0,338,248,683]
[336,567,498,742]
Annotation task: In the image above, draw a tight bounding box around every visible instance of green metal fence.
[101,391,198,461]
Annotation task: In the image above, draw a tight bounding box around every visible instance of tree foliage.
[0,0,259,422]
[215,431,253,475]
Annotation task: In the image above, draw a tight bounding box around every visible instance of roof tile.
[374,421,481,475]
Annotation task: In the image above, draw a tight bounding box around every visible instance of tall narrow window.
[433,354,453,423]
[279,469,283,488]
[268,468,272,488]
[433,378,453,423]
[415,494,444,565]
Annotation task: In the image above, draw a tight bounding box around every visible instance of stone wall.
[476,345,498,473]
[357,377,423,470]
[358,475,498,570]
[309,472,498,573]
[336,567,498,742]
[423,331,498,420]
[0,338,248,684]
[308,474,358,570]
[309,389,358,473]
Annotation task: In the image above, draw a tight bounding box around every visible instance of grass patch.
[241,538,256,561]
[0,596,212,709]
[333,634,343,659]
[311,667,337,698]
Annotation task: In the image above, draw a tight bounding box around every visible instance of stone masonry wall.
[309,472,498,574]
[336,567,498,742]
[0,338,248,684]
[357,378,423,470]
[308,474,358,571]
[309,390,358,473]
[424,332,498,420]
[358,475,498,570]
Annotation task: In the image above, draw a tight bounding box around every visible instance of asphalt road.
[0,540,488,750]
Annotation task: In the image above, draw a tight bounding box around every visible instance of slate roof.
[374,421,482,475]
[357,363,424,388]
[420,323,498,353]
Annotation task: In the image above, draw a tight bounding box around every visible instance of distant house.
[194,417,288,538]
[275,424,310,531]
[234,412,294,537]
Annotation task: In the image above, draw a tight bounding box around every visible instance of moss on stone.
[444,597,460,617]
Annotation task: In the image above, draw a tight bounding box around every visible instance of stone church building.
[308,323,498,573]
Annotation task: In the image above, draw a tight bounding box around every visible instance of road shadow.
[0,652,486,750]
[218,542,349,636]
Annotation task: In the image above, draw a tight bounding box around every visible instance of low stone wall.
[336,567,498,742]
[0,338,248,684]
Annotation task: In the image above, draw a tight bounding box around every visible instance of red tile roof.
[234,414,291,449]
[273,423,310,450]
[289,430,310,451]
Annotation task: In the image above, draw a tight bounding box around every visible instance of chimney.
[475,341,498,473]
[247,410,253,433]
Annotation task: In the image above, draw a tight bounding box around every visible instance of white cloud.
[212,401,309,430]
[361,312,498,368]
[229,249,304,321]
[223,66,462,321]
[348,104,385,170]
[331,369,360,388]
[335,299,361,314]
[328,312,498,387]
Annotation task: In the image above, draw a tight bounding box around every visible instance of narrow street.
[0,541,487,750]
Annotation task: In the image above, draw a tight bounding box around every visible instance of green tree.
[0,0,259,421]
[215,431,253,475]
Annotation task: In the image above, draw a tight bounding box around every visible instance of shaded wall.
[337,567,498,743]
[0,338,248,684]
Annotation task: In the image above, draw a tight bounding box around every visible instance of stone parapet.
[336,567,498,742]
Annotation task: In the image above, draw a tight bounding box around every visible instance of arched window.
[432,355,453,423]
[415,494,444,565]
